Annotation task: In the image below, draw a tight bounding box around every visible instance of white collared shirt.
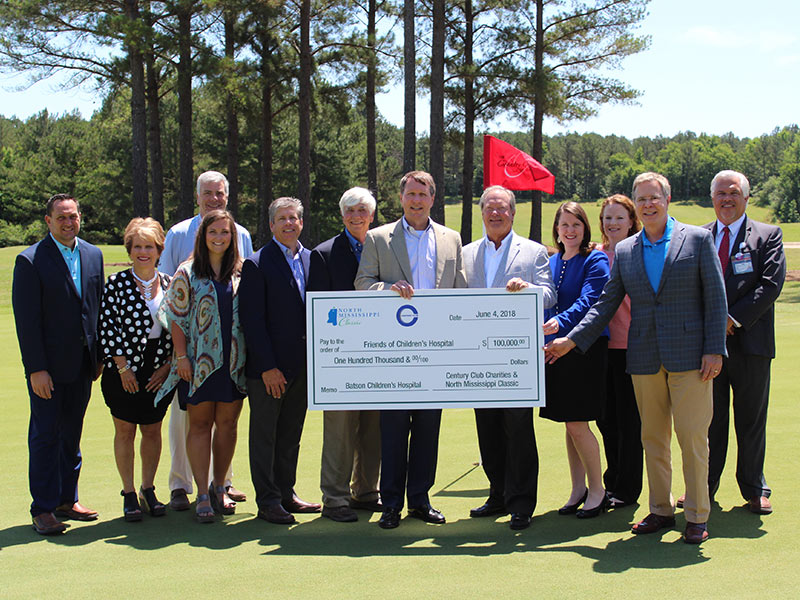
[714,213,746,253]
[483,231,513,287]
[402,217,436,290]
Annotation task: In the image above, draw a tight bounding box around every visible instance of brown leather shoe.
[683,521,709,544]
[258,504,296,525]
[32,512,67,535]
[282,494,321,513]
[54,502,98,521]
[746,496,773,515]
[169,489,191,512]
[226,485,247,503]
[631,513,676,534]
[676,494,685,509]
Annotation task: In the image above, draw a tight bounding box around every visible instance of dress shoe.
[54,502,98,521]
[349,498,383,512]
[282,495,322,514]
[631,513,676,535]
[32,512,67,535]
[322,505,358,522]
[676,493,685,509]
[576,494,609,519]
[226,485,247,503]
[258,504,296,525]
[683,521,709,544]
[509,513,531,530]
[605,492,632,509]
[169,488,191,512]
[408,505,445,524]
[378,507,401,529]
[746,496,772,515]
[470,500,507,518]
[557,488,588,515]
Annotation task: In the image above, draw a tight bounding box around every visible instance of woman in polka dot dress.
[99,218,175,521]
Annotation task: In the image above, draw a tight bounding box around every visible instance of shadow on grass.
[0,500,768,571]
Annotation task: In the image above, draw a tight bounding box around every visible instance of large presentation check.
[306,288,546,410]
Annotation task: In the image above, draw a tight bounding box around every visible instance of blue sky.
[2,0,798,139]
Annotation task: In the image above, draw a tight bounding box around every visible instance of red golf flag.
[483,135,555,194]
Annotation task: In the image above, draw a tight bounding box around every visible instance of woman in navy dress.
[541,202,610,518]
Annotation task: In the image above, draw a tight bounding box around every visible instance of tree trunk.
[224,8,239,219]
[144,1,164,225]
[258,36,274,248]
[297,0,313,244]
[459,0,473,245]
[528,0,544,243]
[126,0,148,218]
[366,0,378,202]
[403,0,416,173]
[429,0,445,224]
[176,1,194,220]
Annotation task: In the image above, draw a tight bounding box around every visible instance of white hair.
[196,170,229,197]
[339,187,377,216]
[710,170,750,198]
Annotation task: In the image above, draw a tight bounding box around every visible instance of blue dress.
[541,250,610,422]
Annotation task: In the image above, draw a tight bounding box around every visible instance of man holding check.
[355,170,467,529]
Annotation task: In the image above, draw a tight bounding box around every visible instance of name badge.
[732,252,754,275]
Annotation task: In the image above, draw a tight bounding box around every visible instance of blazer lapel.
[43,235,81,300]
[78,237,93,301]
[267,240,301,297]
[656,222,686,297]
[388,220,414,283]
[434,223,446,288]
[473,241,488,287]
[631,232,656,301]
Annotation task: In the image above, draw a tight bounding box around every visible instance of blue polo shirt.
[642,216,674,293]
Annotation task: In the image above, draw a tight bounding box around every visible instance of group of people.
[12,167,785,546]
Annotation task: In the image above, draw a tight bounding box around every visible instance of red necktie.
[718,226,730,274]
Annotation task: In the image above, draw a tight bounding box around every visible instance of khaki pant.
[632,367,713,524]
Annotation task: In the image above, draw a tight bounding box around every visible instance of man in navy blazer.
[239,197,321,525]
[12,194,104,535]
[545,172,728,544]
[307,187,382,523]
[704,170,785,515]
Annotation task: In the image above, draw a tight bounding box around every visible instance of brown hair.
[552,201,592,256]
[123,217,165,255]
[599,194,640,246]
[400,170,436,198]
[191,210,241,282]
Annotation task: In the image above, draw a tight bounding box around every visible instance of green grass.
[2,244,799,598]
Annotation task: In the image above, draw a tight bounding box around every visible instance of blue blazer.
[570,220,727,374]
[307,230,359,292]
[239,240,310,380]
[12,235,104,383]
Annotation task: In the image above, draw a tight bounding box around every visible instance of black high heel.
[121,490,143,522]
[558,488,588,515]
[576,493,610,519]
[139,486,166,517]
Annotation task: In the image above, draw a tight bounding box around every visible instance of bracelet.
[176,355,188,361]
[118,363,131,374]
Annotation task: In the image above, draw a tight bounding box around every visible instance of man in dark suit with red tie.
[239,197,321,524]
[13,194,104,535]
[704,170,785,515]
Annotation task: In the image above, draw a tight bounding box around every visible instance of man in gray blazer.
[544,172,727,544]
[355,170,467,529]
[704,170,785,515]
[463,185,556,530]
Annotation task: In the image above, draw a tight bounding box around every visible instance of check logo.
[396,304,419,327]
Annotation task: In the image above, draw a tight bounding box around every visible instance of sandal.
[139,486,167,517]
[195,494,215,523]
[209,484,236,515]
[122,490,143,522]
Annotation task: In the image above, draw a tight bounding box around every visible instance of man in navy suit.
[704,170,785,515]
[239,197,321,524]
[307,187,382,523]
[545,172,728,544]
[13,194,104,535]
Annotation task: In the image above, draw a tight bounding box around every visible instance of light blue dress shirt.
[402,217,436,290]
[50,233,81,297]
[274,237,307,300]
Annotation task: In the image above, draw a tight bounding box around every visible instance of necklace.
[132,270,158,302]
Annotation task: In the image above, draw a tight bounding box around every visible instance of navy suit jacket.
[705,216,785,358]
[307,230,358,292]
[570,220,728,374]
[13,235,104,383]
[239,240,311,381]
